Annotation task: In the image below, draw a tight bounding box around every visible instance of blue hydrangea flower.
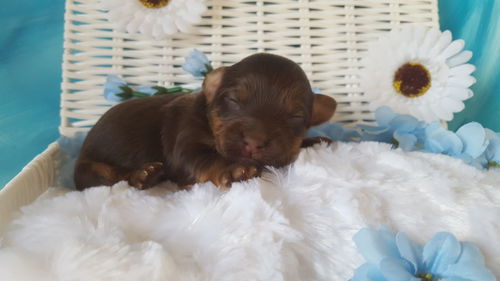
[308,122,361,142]
[182,49,213,77]
[421,122,463,157]
[57,132,88,188]
[455,122,490,159]
[58,131,87,159]
[351,226,495,281]
[103,74,128,102]
[358,107,426,151]
[484,129,500,167]
[452,122,490,168]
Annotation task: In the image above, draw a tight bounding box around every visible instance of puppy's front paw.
[218,163,262,188]
[129,162,165,190]
[301,136,333,148]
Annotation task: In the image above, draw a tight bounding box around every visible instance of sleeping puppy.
[74,53,337,190]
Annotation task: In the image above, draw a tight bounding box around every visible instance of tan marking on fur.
[203,67,226,103]
[208,110,226,153]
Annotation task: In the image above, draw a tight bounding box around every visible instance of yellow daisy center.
[393,62,431,98]
[138,0,170,9]
[419,273,436,281]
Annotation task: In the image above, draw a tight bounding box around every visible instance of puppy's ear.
[202,67,226,103]
[310,94,337,126]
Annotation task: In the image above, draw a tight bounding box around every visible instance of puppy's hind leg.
[128,162,165,190]
[74,159,123,190]
[74,160,165,190]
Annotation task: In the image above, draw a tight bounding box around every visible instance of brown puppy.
[74,53,337,190]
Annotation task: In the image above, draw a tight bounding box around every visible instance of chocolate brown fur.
[74,53,337,190]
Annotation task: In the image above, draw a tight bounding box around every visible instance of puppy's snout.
[242,133,269,158]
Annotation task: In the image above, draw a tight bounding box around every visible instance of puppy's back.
[78,94,183,169]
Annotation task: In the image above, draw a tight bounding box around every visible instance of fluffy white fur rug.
[1,142,499,281]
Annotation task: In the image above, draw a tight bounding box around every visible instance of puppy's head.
[203,53,337,167]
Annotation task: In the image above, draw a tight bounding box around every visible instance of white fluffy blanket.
[1,142,499,281]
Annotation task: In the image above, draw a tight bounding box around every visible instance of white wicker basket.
[0,0,439,233]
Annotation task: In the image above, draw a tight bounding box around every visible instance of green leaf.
[132,92,151,98]
[119,85,133,96]
[201,63,214,77]
[152,85,169,95]
[167,86,183,93]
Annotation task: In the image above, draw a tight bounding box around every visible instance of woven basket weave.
[1,0,439,232]
[60,0,439,136]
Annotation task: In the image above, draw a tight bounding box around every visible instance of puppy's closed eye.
[288,113,305,123]
[225,96,241,111]
[288,113,307,130]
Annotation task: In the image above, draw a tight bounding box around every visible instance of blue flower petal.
[358,124,393,143]
[182,49,211,78]
[307,122,331,138]
[485,129,500,162]
[389,115,419,132]
[311,87,322,94]
[380,257,418,281]
[442,242,496,281]
[104,89,124,102]
[395,232,423,275]
[394,131,418,152]
[441,277,471,281]
[357,124,389,134]
[193,48,209,63]
[351,263,388,281]
[423,124,463,156]
[343,127,362,141]
[375,106,397,127]
[57,131,87,158]
[456,122,489,158]
[353,227,400,266]
[422,232,462,275]
[321,123,344,140]
[308,122,361,142]
[103,74,127,102]
[137,85,156,95]
[106,74,126,85]
[457,153,488,170]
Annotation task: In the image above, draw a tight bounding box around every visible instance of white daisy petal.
[418,28,441,58]
[98,0,206,39]
[428,30,452,58]
[448,76,476,88]
[447,50,473,67]
[360,25,475,122]
[413,103,435,121]
[175,18,192,33]
[449,64,475,76]
[442,97,465,112]
[188,0,207,14]
[152,24,163,40]
[439,39,465,60]
[126,16,142,34]
[431,101,454,121]
[443,87,474,100]
[179,9,202,24]
[162,21,177,35]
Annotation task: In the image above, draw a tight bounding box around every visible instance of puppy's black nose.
[243,133,268,157]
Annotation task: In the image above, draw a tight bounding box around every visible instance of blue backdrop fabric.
[439,0,500,131]
[0,0,64,187]
[0,0,498,187]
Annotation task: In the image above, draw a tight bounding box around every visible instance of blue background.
[0,0,499,187]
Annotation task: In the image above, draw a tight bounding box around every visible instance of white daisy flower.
[100,0,206,39]
[360,25,476,122]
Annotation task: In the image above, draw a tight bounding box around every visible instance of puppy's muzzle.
[241,132,269,161]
